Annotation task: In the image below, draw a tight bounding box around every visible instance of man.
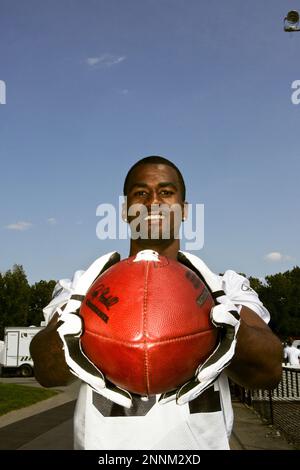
[283,339,300,366]
[31,155,282,449]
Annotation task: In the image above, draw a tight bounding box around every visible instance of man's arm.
[226,306,283,389]
[30,313,75,387]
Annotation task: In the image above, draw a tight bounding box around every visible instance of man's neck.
[129,239,180,260]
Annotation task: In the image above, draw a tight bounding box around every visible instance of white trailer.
[0,326,44,377]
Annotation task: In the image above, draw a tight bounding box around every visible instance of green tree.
[0,265,30,339]
[0,272,4,338]
[253,267,300,338]
[28,280,56,326]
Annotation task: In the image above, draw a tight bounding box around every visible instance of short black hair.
[123,156,186,200]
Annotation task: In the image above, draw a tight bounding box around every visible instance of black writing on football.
[185,271,201,289]
[91,283,119,310]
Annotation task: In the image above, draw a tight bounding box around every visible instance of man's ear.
[122,201,128,222]
[182,202,188,221]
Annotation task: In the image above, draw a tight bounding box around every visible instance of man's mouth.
[144,214,166,221]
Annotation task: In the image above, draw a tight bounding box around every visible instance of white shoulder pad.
[43,251,119,325]
[43,271,85,324]
[222,270,270,323]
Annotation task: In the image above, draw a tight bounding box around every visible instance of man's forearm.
[30,313,75,387]
[226,306,283,389]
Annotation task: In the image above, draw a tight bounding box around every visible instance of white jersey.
[43,255,270,450]
[284,346,300,366]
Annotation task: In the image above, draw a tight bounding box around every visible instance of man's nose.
[147,192,161,207]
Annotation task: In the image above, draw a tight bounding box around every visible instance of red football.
[80,251,218,396]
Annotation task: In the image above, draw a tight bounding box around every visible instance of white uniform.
[284,346,300,366]
[43,256,270,450]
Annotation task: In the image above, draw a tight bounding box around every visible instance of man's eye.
[134,190,148,197]
[160,190,174,196]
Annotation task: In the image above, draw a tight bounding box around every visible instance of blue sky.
[0,0,299,284]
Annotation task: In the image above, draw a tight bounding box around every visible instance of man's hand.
[53,252,133,408]
[159,251,241,405]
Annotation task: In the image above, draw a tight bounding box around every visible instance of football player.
[31,156,282,450]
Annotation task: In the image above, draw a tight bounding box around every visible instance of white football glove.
[159,251,240,405]
[54,252,133,408]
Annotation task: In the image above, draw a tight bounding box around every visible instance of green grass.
[0,383,59,416]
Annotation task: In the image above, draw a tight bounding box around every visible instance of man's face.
[124,163,186,242]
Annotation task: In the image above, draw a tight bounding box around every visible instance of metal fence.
[231,366,300,448]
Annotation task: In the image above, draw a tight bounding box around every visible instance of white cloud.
[264,252,292,262]
[5,221,32,231]
[86,57,101,66]
[47,218,57,225]
[86,54,126,68]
